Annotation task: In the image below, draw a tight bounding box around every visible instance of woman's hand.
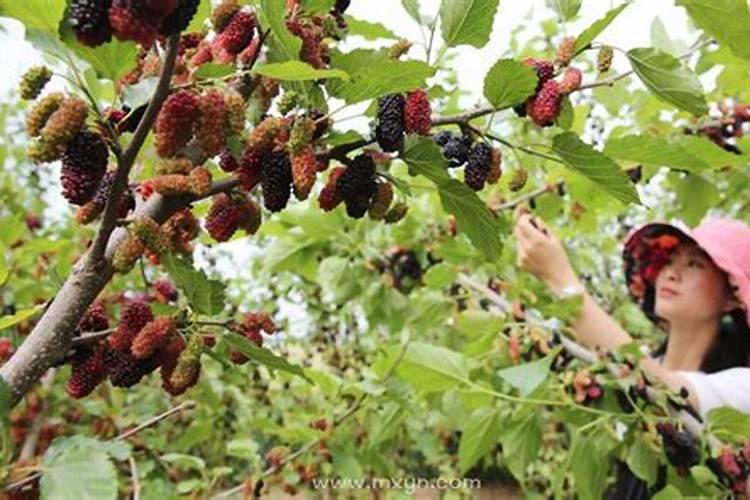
[513,212,579,294]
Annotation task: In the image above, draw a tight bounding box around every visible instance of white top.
[676,368,750,419]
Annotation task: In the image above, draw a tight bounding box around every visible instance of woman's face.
[654,241,734,324]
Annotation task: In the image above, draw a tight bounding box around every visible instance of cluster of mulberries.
[374,90,432,152]
[18,66,52,100]
[162,208,200,255]
[434,131,471,168]
[108,299,153,352]
[229,311,276,364]
[60,131,109,206]
[691,100,750,155]
[569,369,603,405]
[433,131,502,191]
[204,192,261,242]
[336,153,379,218]
[654,422,699,470]
[107,0,199,47]
[381,247,423,293]
[26,95,89,163]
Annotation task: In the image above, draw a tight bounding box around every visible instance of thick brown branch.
[89,33,181,263]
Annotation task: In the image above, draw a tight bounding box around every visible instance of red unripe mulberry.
[159,335,186,395]
[218,10,256,54]
[291,144,318,200]
[67,345,108,399]
[528,80,562,127]
[78,301,109,335]
[318,166,345,212]
[154,90,200,158]
[109,1,160,47]
[109,299,153,352]
[196,90,227,157]
[559,67,582,94]
[404,89,432,135]
[131,316,176,359]
[205,193,243,242]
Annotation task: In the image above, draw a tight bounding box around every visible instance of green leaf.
[120,77,158,111]
[317,256,361,303]
[626,437,659,486]
[161,255,226,316]
[626,47,708,116]
[573,4,628,53]
[344,17,399,40]
[254,61,349,81]
[259,0,302,62]
[567,431,613,500]
[0,305,43,331]
[677,135,748,168]
[423,263,457,289]
[161,453,206,471]
[402,135,503,261]
[552,132,640,205]
[707,407,750,441]
[458,407,501,473]
[652,485,681,500]
[546,0,582,20]
[59,20,139,83]
[483,59,538,109]
[328,49,435,103]
[455,310,502,337]
[222,334,312,383]
[496,350,557,396]
[303,0,335,11]
[439,0,499,48]
[675,0,750,61]
[402,0,422,23]
[499,412,542,481]
[193,63,235,80]
[0,0,65,34]
[186,0,210,33]
[41,439,120,500]
[674,173,719,226]
[604,134,710,172]
[395,342,469,392]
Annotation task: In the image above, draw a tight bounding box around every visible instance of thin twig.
[491,182,562,213]
[71,328,118,347]
[129,456,141,500]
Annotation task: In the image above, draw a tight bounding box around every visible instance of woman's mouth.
[657,287,679,298]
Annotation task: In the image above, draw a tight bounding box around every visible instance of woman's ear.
[723,294,746,313]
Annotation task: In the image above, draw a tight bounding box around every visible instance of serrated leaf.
[0,0,65,34]
[567,431,613,500]
[458,407,501,473]
[402,0,422,23]
[423,263,457,288]
[41,445,117,500]
[440,0,499,48]
[59,19,139,83]
[401,135,503,261]
[0,305,43,331]
[254,61,349,81]
[552,132,640,205]
[259,0,302,62]
[546,0,581,20]
[193,63,235,80]
[573,4,628,53]
[222,334,312,383]
[483,59,538,109]
[627,47,708,116]
[604,134,710,172]
[120,77,158,111]
[496,350,557,396]
[626,437,659,486]
[707,407,750,441]
[394,342,469,392]
[161,255,226,316]
[675,0,750,61]
[344,17,398,40]
[499,412,542,481]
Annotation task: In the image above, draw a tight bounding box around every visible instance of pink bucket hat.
[622,218,750,328]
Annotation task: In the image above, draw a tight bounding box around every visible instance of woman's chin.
[654,300,679,319]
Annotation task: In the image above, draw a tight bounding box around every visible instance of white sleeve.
[676,368,750,419]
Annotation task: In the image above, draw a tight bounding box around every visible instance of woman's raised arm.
[513,213,633,352]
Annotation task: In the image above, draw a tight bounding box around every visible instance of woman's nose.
[661,261,681,281]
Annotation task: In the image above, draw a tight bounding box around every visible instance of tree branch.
[88,33,181,263]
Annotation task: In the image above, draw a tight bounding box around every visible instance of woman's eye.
[689,259,704,268]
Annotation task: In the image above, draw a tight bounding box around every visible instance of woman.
[513,213,750,497]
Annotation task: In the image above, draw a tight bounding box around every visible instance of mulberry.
[238,195,262,235]
[69,0,113,47]
[151,173,193,196]
[388,39,412,60]
[109,300,153,352]
[153,278,178,303]
[261,150,293,212]
[189,166,212,197]
[434,131,471,168]
[160,0,200,35]
[334,0,350,13]
[559,67,582,94]
[291,145,317,200]
[375,94,405,152]
[319,166,345,212]
[156,157,193,175]
[487,147,502,185]
[196,90,227,157]
[218,10,256,54]
[556,36,576,66]
[131,316,176,359]
[277,91,299,115]
[224,90,246,135]
[205,193,242,242]
[19,66,52,100]
[109,1,161,47]
[655,422,699,469]
[523,57,555,92]
[162,208,200,254]
[113,236,145,272]
[106,349,161,387]
[238,147,263,190]
[508,168,528,192]
[528,80,562,127]
[237,36,261,67]
[384,202,409,224]
[218,149,240,172]
[158,336,186,395]
[286,18,327,69]
[288,116,315,154]
[26,92,65,137]
[167,335,201,393]
[337,154,378,219]
[211,0,240,32]
[78,301,109,334]
[67,345,109,399]
[368,181,394,220]
[60,131,108,205]
[464,142,492,191]
[404,89,432,135]
[131,216,169,254]
[242,312,276,334]
[29,97,89,163]
[154,90,200,158]
[597,46,613,73]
